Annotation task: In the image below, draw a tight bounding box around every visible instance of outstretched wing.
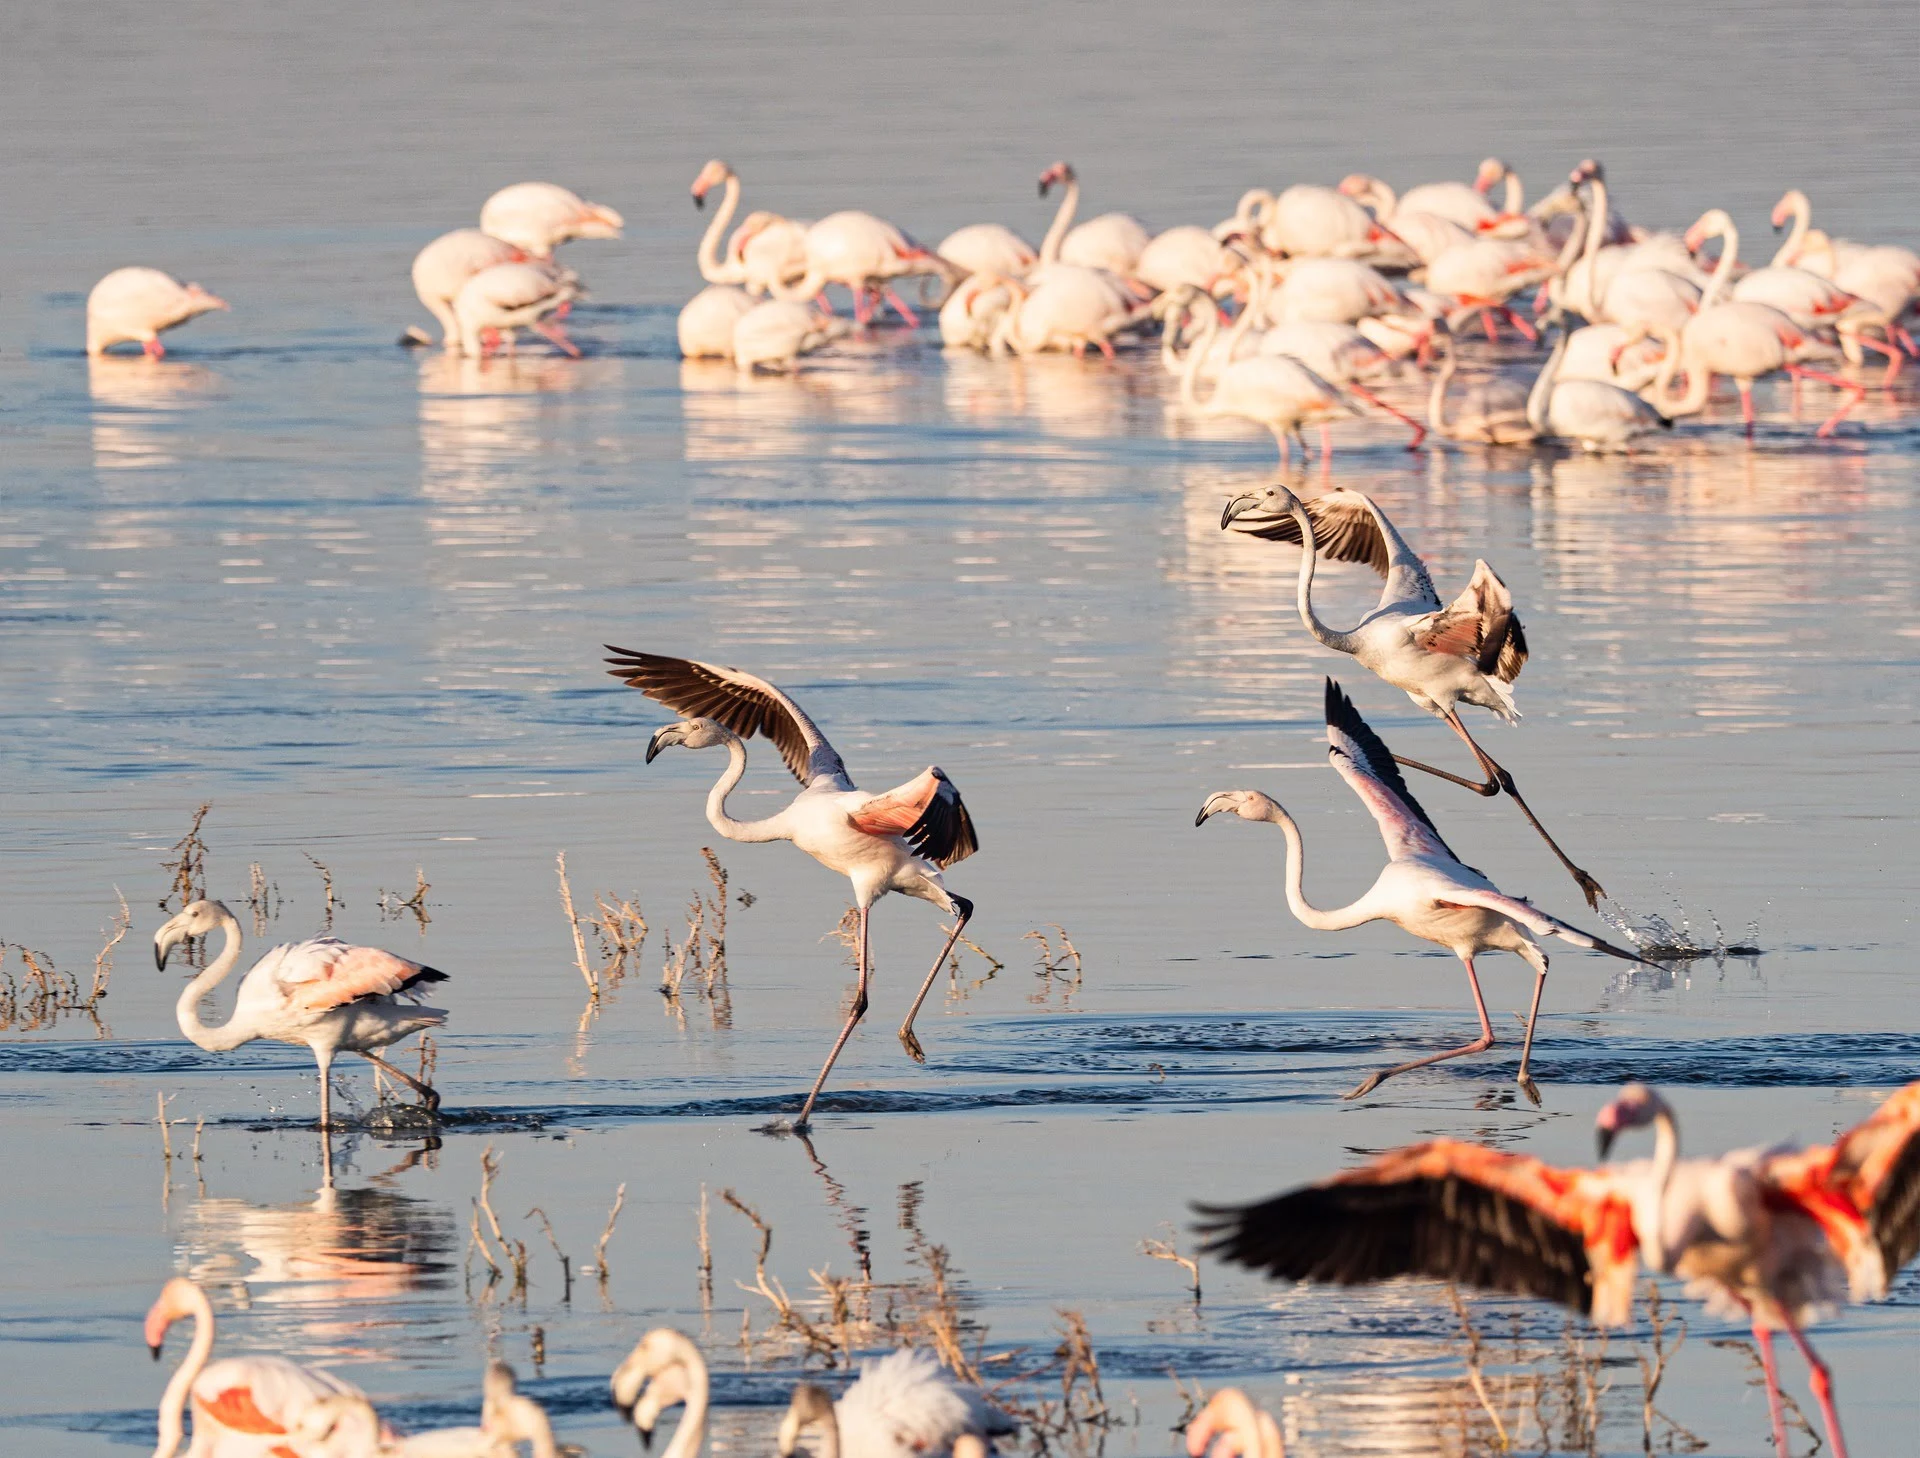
[1194,1139,1639,1318]
[604,648,849,788]
[1825,1080,1920,1280]
[1410,560,1528,683]
[848,767,979,868]
[1432,885,1656,968]
[261,940,447,1015]
[1223,488,1441,612]
[1323,679,1458,863]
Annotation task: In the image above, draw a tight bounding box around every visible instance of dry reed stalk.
[697,1184,713,1308]
[592,1182,627,1286]
[1446,1285,1513,1451]
[160,803,212,911]
[304,852,341,929]
[1139,1228,1202,1304]
[528,1207,573,1303]
[555,852,596,997]
[92,889,130,1003]
[475,1146,529,1294]
[246,862,278,934]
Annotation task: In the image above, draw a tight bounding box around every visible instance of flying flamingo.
[1187,1389,1285,1458]
[410,230,528,346]
[1198,679,1646,1101]
[153,899,448,1131]
[1525,329,1673,452]
[87,268,228,357]
[452,262,580,360]
[286,1366,559,1457]
[1196,1080,1920,1458]
[147,1276,362,1458]
[478,182,623,259]
[779,1352,1013,1458]
[1219,484,1606,906]
[606,650,977,1132]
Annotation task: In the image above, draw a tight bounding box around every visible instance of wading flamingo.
[478,182,622,259]
[1525,329,1672,452]
[87,268,228,357]
[287,1366,559,1457]
[938,221,1037,281]
[1264,184,1398,260]
[1426,334,1534,445]
[690,159,809,296]
[153,900,447,1131]
[778,1353,1013,1458]
[606,650,977,1132]
[1770,188,1919,364]
[452,263,580,359]
[1198,680,1647,1100]
[411,230,527,346]
[732,299,848,373]
[679,284,755,359]
[147,1276,362,1458]
[774,212,942,327]
[1220,484,1606,905]
[1035,162,1152,279]
[1197,1081,1920,1458]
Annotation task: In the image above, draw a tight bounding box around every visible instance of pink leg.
[1318,420,1334,457]
[1499,307,1539,343]
[1096,336,1115,361]
[1480,309,1500,342]
[143,337,165,359]
[795,906,871,1133]
[1790,365,1866,437]
[1275,429,1293,466]
[532,320,581,358]
[1349,383,1427,449]
[1346,955,1495,1099]
[814,291,834,315]
[1740,382,1755,433]
[852,289,872,326]
[1752,1322,1790,1458]
[898,894,973,1061]
[1783,1320,1848,1458]
[880,285,920,329]
[1854,334,1903,386]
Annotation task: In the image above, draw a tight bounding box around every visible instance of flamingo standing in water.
[87,268,228,357]
[147,1276,362,1458]
[690,159,810,296]
[731,299,848,373]
[1197,1080,1920,1458]
[478,182,623,258]
[1220,484,1607,906]
[153,899,447,1131]
[1035,161,1152,279]
[1426,332,1535,445]
[774,212,943,327]
[1173,288,1362,464]
[1525,329,1673,452]
[779,1353,1013,1458]
[606,650,978,1133]
[1198,680,1647,1100]
[410,230,528,347]
[452,262,580,359]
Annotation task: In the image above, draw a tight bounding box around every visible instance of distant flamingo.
[87,268,228,357]
[1197,1080,1920,1458]
[778,1352,1012,1458]
[1186,1388,1285,1458]
[452,262,580,359]
[288,1366,560,1457]
[689,159,809,296]
[147,1276,361,1458]
[153,900,447,1131]
[1427,334,1534,445]
[1135,225,1239,297]
[774,211,941,326]
[938,274,1021,350]
[678,284,755,359]
[1198,680,1648,1100]
[732,299,848,373]
[478,182,622,259]
[1220,484,1606,906]
[1525,329,1672,452]
[607,650,977,1132]
[937,222,1037,281]
[1173,288,1362,464]
[410,230,528,346]
[1263,184,1398,259]
[1035,162,1151,278]
[1261,257,1406,328]
[992,270,1148,359]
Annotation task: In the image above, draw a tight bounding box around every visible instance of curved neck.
[1699,218,1738,310]
[1039,177,1079,265]
[696,173,742,283]
[1428,349,1455,431]
[663,1354,710,1458]
[1577,176,1608,311]
[1642,1107,1681,1269]
[1651,325,1704,415]
[704,734,787,844]
[1501,171,1523,216]
[152,1289,215,1458]
[1233,188,1274,233]
[1550,192,1589,280]
[1179,301,1221,409]
[174,913,250,1054]
[1264,803,1371,931]
[1770,193,1809,268]
[814,1412,842,1458]
[1526,333,1566,431]
[1358,178,1395,216]
[1287,500,1360,655]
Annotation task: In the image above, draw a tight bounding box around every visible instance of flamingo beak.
[1595,1126,1617,1159]
[149,1342,163,1361]
[645,724,686,764]
[693,191,706,211]
[1219,492,1262,529]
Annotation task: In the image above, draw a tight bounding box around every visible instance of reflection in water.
[88,357,223,470]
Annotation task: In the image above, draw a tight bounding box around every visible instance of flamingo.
[1219,484,1607,906]
[1197,1080,1920,1458]
[147,1276,362,1458]
[937,222,1037,281]
[1560,165,1702,335]
[731,299,848,373]
[1423,237,1553,341]
[1035,162,1151,279]
[690,159,810,296]
[778,1354,1013,1458]
[678,284,755,359]
[774,211,941,326]
[1263,184,1399,260]
[1199,680,1647,1100]
[1770,188,1920,332]
[478,182,622,259]
[1173,288,1363,464]
[606,650,977,1132]
[1426,334,1534,445]
[1335,177,1472,265]
[938,274,1021,350]
[410,231,527,347]
[1135,225,1240,297]
[610,1329,709,1457]
[284,1366,559,1457]
[1253,320,1428,446]
[1261,257,1407,327]
[87,268,228,357]
[1525,329,1672,452]
[1186,1389,1285,1458]
[452,263,580,360]
[153,899,448,1131]
[1556,321,1667,390]
[991,269,1149,359]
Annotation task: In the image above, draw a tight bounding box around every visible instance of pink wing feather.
[271,940,441,1014]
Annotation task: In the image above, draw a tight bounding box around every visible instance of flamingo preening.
[286,1365,559,1457]
[153,899,447,1131]
[1198,679,1648,1101]
[1197,1080,1920,1458]
[411,230,528,347]
[1220,484,1607,906]
[478,182,623,259]
[87,268,228,357]
[606,649,978,1133]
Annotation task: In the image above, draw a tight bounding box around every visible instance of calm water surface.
[3,5,1919,1456]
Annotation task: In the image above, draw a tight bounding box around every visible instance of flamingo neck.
[1263,802,1371,932]
[1039,178,1079,266]
[1651,325,1705,416]
[696,173,742,284]
[663,1353,710,1458]
[1501,170,1524,217]
[1770,193,1810,269]
[1525,333,1565,432]
[1643,1106,1681,1270]
[1577,175,1609,314]
[152,1288,215,1458]
[1287,500,1360,656]
[1178,300,1221,410]
[1427,349,1455,433]
[174,912,251,1054]
[704,734,787,844]
[1699,217,1738,311]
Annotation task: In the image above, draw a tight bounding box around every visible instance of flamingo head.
[1219,484,1306,535]
[644,717,736,764]
[621,1359,692,1444]
[154,899,232,970]
[289,1395,384,1455]
[1196,789,1287,829]
[183,283,229,315]
[570,201,624,241]
[776,1382,836,1458]
[1569,158,1604,188]
[691,159,733,209]
[1473,156,1510,194]
[1187,1389,1273,1458]
[480,1361,521,1427]
[1770,189,1806,232]
[1335,173,1369,199]
[1682,209,1731,257]
[143,1277,201,1357]
[1594,1082,1673,1158]
[610,1327,702,1426]
[1037,161,1076,197]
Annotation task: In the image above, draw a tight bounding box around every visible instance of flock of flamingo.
[97,156,1920,1457]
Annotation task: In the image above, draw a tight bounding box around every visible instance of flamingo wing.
[262,939,448,1015]
[1223,487,1387,574]
[604,647,850,788]
[1194,1138,1640,1317]
[1323,679,1459,864]
[1430,886,1654,967]
[1410,560,1527,682]
[1823,1080,1920,1278]
[848,767,979,868]
[196,1357,360,1437]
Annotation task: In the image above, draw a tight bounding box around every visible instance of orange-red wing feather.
[1822,1081,1920,1278]
[848,767,978,868]
[279,943,440,1015]
[1411,560,1526,682]
[1195,1139,1640,1319]
[199,1386,288,1435]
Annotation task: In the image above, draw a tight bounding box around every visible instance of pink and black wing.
[271,939,447,1014]
[604,647,850,787]
[1414,560,1527,682]
[1829,1081,1920,1279]
[849,767,979,868]
[1324,679,1459,863]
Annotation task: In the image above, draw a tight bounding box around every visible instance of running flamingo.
[1196,1080,1920,1458]
[1198,681,1647,1100]
[606,650,977,1132]
[478,182,622,259]
[147,1276,361,1458]
[1220,484,1606,905]
[87,268,228,357]
[153,900,447,1130]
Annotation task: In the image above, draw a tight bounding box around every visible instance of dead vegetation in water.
[160,803,212,911]
[377,866,432,930]
[0,890,129,1036]
[1026,924,1085,1009]
[555,850,650,1004]
[462,1144,625,1311]
[659,848,732,1027]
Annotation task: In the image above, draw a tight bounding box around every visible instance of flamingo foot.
[532,320,581,358]
[1500,306,1539,343]
[881,286,920,329]
[143,337,165,359]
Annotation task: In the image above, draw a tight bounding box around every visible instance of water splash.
[1600,883,1762,963]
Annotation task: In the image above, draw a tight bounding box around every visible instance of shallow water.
[5,5,1920,1456]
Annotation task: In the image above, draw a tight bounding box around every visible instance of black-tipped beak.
[1220,493,1260,529]
[693,193,706,211]
[1194,807,1210,827]
[645,726,671,764]
[637,1423,654,1450]
[150,1343,163,1361]
[154,943,169,971]
[1595,1127,1616,1160]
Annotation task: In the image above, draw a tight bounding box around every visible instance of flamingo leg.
[1480,308,1500,342]
[1394,710,1606,908]
[1274,429,1293,466]
[1513,944,1549,1106]
[1852,332,1903,385]
[1345,954,1495,1099]
[1348,383,1428,449]
[1096,336,1116,361]
[898,895,973,1063]
[315,1047,334,1132]
[143,337,165,359]
[1499,306,1539,343]
[852,289,872,326]
[1740,382,1756,433]
[795,905,870,1133]
[359,1050,441,1113]
[1752,1321,1791,1458]
[1782,1320,1848,1458]
[1317,421,1333,457]
[880,286,920,329]
[531,319,581,359]
[1787,365,1867,437]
